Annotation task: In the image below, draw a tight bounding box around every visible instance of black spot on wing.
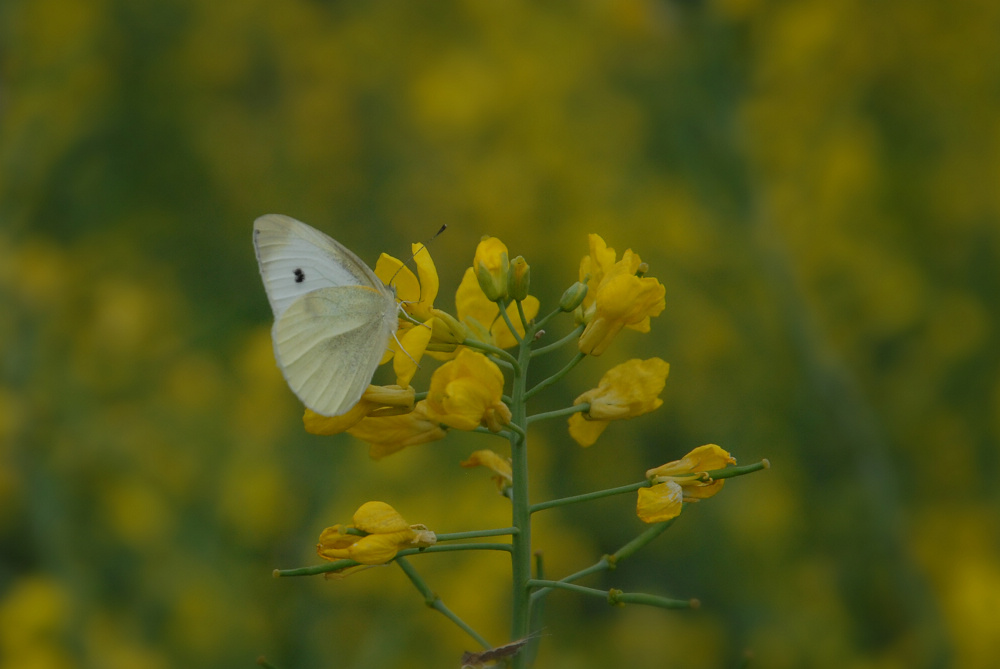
[294,268,306,283]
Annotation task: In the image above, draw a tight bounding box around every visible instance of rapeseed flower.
[454,269,539,350]
[577,234,665,355]
[637,445,737,523]
[375,243,439,385]
[317,501,436,565]
[425,349,511,432]
[304,384,415,435]
[567,358,669,447]
[346,400,447,459]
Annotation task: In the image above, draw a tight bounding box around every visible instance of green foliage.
[2,0,999,667]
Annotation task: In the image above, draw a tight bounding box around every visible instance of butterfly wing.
[253,214,389,320]
[254,214,399,416]
[272,285,398,417]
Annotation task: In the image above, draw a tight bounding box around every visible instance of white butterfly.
[253,214,398,417]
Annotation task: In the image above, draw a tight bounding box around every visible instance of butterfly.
[253,214,398,417]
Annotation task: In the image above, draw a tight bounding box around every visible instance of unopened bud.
[559,281,588,312]
[474,236,509,302]
[507,256,530,301]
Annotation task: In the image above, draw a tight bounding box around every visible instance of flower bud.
[559,281,588,312]
[430,309,468,345]
[507,256,530,301]
[474,236,509,302]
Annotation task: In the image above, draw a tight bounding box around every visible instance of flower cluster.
[266,224,766,667]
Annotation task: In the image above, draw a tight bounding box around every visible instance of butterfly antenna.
[387,225,447,290]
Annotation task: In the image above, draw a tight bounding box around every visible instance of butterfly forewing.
[254,214,390,320]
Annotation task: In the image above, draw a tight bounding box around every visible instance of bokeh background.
[3,1,999,667]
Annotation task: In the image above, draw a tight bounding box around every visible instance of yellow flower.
[473,236,510,301]
[567,358,669,447]
[304,385,415,435]
[636,445,737,523]
[317,501,436,565]
[425,349,511,431]
[375,242,439,322]
[374,243,440,385]
[346,400,447,459]
[455,268,540,350]
[460,449,513,494]
[577,234,665,356]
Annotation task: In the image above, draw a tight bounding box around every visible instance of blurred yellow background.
[2,1,998,667]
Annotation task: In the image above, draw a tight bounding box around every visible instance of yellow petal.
[348,401,447,459]
[636,481,683,523]
[455,268,539,349]
[682,478,726,500]
[567,412,609,448]
[461,449,513,492]
[410,242,439,320]
[425,349,506,431]
[317,525,360,560]
[646,444,736,479]
[491,295,539,349]
[455,268,499,341]
[461,450,512,479]
[375,254,419,304]
[393,321,433,387]
[473,236,510,301]
[304,403,371,435]
[352,501,410,533]
[349,531,414,564]
[374,244,439,322]
[574,358,669,421]
[579,234,618,307]
[304,385,415,435]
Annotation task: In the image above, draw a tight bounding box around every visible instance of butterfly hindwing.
[272,285,397,417]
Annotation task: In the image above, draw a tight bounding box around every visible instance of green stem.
[509,318,534,669]
[396,557,492,649]
[530,324,584,358]
[526,579,693,610]
[273,543,514,577]
[704,459,771,480]
[506,422,527,440]
[534,305,563,331]
[525,553,545,667]
[610,518,678,562]
[493,358,515,374]
[608,590,697,610]
[463,338,521,371]
[528,519,677,607]
[436,528,518,542]
[524,352,585,400]
[498,300,524,345]
[530,481,650,514]
[527,579,607,598]
[515,299,529,332]
[526,404,589,425]
[472,426,513,440]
